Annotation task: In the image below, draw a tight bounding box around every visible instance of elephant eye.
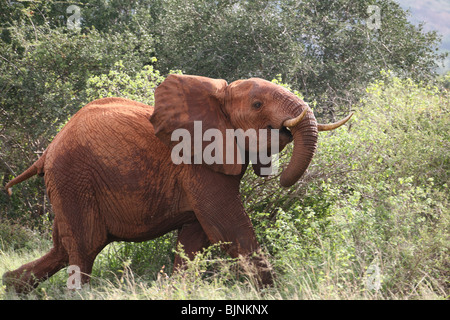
[252,101,262,109]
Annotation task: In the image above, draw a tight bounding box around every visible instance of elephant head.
[151,74,352,187]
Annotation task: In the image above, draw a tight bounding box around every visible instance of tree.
[152,0,446,117]
[0,1,156,222]
[3,0,443,118]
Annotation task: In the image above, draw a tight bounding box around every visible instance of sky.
[396,0,450,73]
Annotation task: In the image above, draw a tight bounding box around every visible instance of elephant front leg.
[184,174,274,286]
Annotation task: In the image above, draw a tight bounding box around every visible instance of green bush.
[0,219,45,252]
[242,72,449,298]
[85,59,166,105]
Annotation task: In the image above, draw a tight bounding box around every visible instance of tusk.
[317,112,353,131]
[283,109,308,127]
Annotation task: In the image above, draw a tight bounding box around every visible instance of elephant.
[3,74,352,293]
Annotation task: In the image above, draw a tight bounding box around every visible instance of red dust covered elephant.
[3,75,351,293]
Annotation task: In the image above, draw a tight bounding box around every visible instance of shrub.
[244,72,449,298]
[85,59,166,105]
[0,219,45,252]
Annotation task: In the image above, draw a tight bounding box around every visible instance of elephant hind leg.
[48,187,109,287]
[64,242,107,286]
[57,214,109,287]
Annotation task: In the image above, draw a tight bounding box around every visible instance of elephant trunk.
[280,108,318,187]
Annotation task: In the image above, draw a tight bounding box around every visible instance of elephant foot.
[3,247,68,294]
[239,252,274,288]
[2,270,38,294]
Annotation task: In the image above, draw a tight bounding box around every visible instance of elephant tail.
[5,151,46,196]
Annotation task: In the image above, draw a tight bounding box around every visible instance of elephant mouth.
[267,125,293,142]
[280,126,293,142]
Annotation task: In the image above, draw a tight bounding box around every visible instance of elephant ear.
[151,74,243,175]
